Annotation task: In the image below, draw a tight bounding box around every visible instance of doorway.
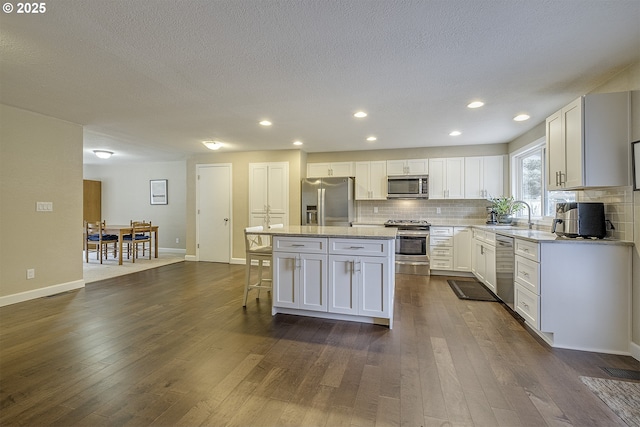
[196,164,232,263]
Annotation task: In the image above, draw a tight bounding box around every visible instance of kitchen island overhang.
[252,226,397,328]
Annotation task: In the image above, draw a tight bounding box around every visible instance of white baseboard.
[630,341,640,362]
[158,248,186,254]
[184,256,245,264]
[0,279,85,307]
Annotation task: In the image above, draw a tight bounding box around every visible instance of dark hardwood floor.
[1,262,638,426]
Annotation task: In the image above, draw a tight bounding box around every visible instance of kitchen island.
[253,226,397,328]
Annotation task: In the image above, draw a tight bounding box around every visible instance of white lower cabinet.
[430,226,454,270]
[511,238,631,355]
[328,255,358,315]
[273,249,327,312]
[273,236,394,327]
[471,230,496,293]
[328,254,389,317]
[430,226,471,273]
[514,283,539,327]
[453,227,472,272]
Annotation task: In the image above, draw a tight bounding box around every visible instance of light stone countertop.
[254,225,397,240]
[471,225,633,246]
[352,221,632,246]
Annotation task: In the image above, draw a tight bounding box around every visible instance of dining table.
[103,224,159,265]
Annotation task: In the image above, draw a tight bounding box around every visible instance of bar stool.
[243,226,273,307]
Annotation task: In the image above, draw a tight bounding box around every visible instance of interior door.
[197,164,232,263]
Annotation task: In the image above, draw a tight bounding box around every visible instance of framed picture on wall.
[150,179,168,204]
[633,141,640,191]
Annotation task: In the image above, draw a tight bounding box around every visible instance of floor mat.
[580,376,640,427]
[602,367,640,381]
[447,279,497,302]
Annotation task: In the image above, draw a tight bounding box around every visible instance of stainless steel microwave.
[387,175,429,199]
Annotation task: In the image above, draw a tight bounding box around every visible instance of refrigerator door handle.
[320,188,326,225]
[317,188,322,226]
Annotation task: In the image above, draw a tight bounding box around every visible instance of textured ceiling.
[1,0,639,164]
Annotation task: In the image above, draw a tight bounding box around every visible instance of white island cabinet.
[272,237,327,312]
[270,226,396,328]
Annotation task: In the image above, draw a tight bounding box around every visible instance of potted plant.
[488,196,524,224]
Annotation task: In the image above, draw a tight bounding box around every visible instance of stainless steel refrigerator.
[301,177,354,226]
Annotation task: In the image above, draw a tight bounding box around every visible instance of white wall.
[84,162,187,251]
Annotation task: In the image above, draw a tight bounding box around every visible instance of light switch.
[36,202,53,212]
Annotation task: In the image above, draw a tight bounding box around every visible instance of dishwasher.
[495,234,515,309]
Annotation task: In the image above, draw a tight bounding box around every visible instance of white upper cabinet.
[307,162,354,178]
[546,92,630,190]
[249,162,289,227]
[429,157,464,199]
[355,161,387,200]
[464,155,504,199]
[386,159,428,175]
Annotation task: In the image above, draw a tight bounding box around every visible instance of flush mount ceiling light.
[513,114,531,122]
[449,130,462,136]
[93,150,113,159]
[259,120,272,126]
[293,140,303,146]
[203,140,223,150]
[366,136,377,142]
[467,101,485,109]
[353,111,367,118]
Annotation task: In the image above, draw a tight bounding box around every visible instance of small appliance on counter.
[486,206,497,225]
[552,202,606,239]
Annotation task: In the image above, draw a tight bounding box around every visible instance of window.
[511,138,575,219]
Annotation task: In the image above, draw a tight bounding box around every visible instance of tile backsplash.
[578,186,633,240]
[356,185,633,241]
[357,199,490,225]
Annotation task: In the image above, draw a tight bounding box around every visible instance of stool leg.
[257,260,264,299]
[243,259,251,307]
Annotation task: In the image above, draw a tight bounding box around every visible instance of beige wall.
[307,144,508,164]
[0,105,83,301]
[186,150,303,260]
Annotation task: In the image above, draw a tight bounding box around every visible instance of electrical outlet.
[176,238,180,243]
[26,269,35,279]
[437,207,441,214]
[373,207,378,213]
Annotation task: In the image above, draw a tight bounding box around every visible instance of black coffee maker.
[486,206,497,225]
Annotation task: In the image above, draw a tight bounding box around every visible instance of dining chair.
[125,220,150,257]
[243,225,273,307]
[123,221,152,262]
[84,220,118,263]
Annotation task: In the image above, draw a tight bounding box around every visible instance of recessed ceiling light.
[366,136,377,142]
[259,120,272,126]
[467,101,485,109]
[353,111,367,118]
[203,141,223,150]
[449,131,462,136]
[513,114,530,122]
[293,140,303,146]
[93,150,113,159]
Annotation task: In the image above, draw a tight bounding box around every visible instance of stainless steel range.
[384,219,431,275]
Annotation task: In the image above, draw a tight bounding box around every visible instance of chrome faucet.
[515,200,533,229]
